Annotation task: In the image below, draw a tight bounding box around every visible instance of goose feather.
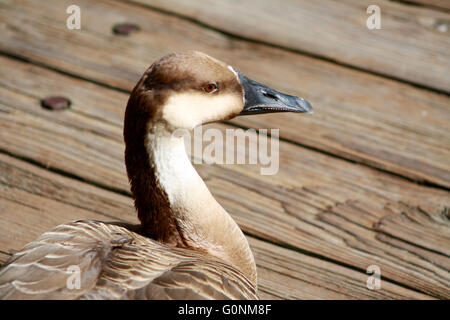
[0,220,257,300]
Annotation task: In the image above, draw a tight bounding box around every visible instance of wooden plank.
[1,0,449,188]
[404,0,450,10]
[0,155,429,299]
[0,252,10,267]
[0,151,137,255]
[0,56,448,298]
[128,0,450,92]
[374,203,450,256]
[249,238,432,300]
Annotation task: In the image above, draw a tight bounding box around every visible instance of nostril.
[261,90,279,101]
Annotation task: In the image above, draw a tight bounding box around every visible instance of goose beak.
[237,72,313,115]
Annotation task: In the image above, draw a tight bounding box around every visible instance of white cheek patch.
[162,91,243,130]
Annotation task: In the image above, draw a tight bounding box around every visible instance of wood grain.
[403,0,450,10]
[0,55,448,298]
[128,0,450,92]
[0,154,431,299]
[373,203,450,256]
[250,237,431,300]
[0,252,9,267]
[1,0,448,188]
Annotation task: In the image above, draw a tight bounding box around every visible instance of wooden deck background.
[0,0,449,299]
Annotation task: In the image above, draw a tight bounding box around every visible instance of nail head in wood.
[41,96,71,111]
[113,23,140,35]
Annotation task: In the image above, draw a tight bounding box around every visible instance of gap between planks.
[390,0,450,11]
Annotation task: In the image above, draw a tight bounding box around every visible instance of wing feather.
[0,220,257,300]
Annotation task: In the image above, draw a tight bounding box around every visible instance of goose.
[0,51,312,299]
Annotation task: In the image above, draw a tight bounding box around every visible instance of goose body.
[0,221,256,299]
[0,51,312,299]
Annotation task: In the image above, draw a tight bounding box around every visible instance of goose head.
[125,51,312,133]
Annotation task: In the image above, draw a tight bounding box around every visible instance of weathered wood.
[373,203,450,257]
[0,252,10,266]
[404,0,450,10]
[1,0,448,188]
[1,154,431,299]
[0,151,137,255]
[0,55,448,298]
[250,237,432,300]
[128,0,450,92]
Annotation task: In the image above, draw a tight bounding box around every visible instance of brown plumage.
[0,221,256,299]
[0,51,312,299]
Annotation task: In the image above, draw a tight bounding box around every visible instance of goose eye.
[202,82,218,94]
